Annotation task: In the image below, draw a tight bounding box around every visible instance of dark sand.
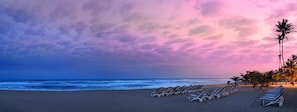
[0,84,297,112]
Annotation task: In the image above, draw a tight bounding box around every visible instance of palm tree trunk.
[279,42,281,68]
[281,39,285,67]
[279,40,282,77]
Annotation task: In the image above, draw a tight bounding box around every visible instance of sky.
[1,0,297,80]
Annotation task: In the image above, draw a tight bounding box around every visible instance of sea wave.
[0,79,230,91]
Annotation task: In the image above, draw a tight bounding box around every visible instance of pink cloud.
[218,17,257,38]
[2,0,297,79]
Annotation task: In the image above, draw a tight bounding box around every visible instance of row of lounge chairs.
[151,85,203,97]
[188,85,238,102]
[259,86,284,107]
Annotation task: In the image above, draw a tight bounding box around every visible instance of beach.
[0,84,297,112]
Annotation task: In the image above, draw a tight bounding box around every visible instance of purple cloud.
[138,22,160,34]
[204,34,223,40]
[219,17,257,38]
[188,25,211,35]
[195,0,223,16]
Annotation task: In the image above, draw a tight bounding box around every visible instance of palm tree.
[240,71,253,85]
[264,71,274,86]
[249,71,262,88]
[256,72,265,89]
[240,73,248,85]
[276,19,294,70]
[230,76,240,86]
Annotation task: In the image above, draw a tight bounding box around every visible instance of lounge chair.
[188,89,207,102]
[181,86,192,94]
[163,87,173,96]
[266,86,284,94]
[260,93,284,107]
[176,86,187,94]
[169,86,180,95]
[222,85,238,96]
[151,87,165,97]
[213,87,227,98]
[259,86,284,107]
[201,88,216,101]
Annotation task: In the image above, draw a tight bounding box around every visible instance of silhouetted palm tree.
[230,76,240,86]
[248,71,262,88]
[240,73,248,85]
[240,71,253,85]
[264,71,274,86]
[239,70,276,88]
[276,19,294,69]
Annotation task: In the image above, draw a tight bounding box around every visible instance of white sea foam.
[0,78,230,91]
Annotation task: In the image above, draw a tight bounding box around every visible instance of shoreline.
[0,79,230,91]
[0,83,229,92]
[1,84,297,112]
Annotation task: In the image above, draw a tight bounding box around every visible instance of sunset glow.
[1,0,297,80]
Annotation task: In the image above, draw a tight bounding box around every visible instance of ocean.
[0,78,230,91]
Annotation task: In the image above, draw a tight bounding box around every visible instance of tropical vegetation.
[231,19,296,88]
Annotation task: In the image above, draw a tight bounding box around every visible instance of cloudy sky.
[1,0,297,80]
